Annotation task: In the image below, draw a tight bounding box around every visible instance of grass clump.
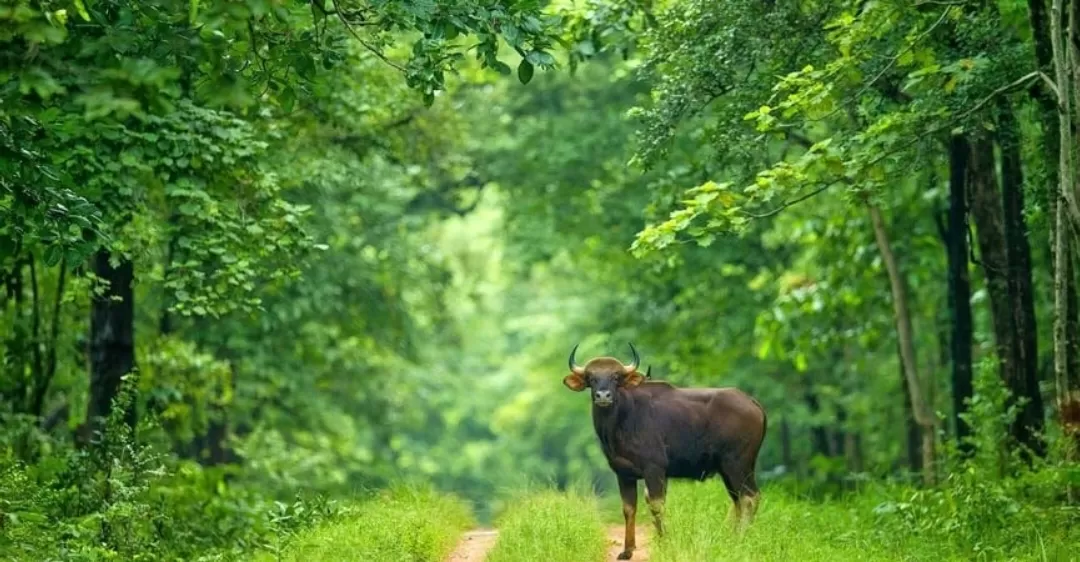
[251,483,473,562]
[649,479,1080,562]
[651,481,897,562]
[487,490,607,562]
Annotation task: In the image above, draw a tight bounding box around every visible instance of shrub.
[250,483,473,562]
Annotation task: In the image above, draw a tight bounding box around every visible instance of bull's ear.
[563,373,588,392]
[622,371,645,388]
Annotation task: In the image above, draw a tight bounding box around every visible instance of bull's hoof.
[617,550,634,560]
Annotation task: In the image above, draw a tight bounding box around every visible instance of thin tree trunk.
[780,418,794,471]
[1051,0,1080,227]
[29,255,43,400]
[851,432,864,473]
[900,342,923,473]
[1051,0,1080,464]
[80,249,136,445]
[1044,0,1080,491]
[805,388,831,460]
[2,258,28,410]
[833,406,848,460]
[1069,252,1080,406]
[31,258,66,417]
[869,202,935,485]
[947,135,975,456]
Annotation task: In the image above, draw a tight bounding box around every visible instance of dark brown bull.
[562,343,767,560]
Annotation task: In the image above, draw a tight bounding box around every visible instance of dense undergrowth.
[1,404,470,562]
[486,490,608,562]
[0,389,341,562]
[249,484,472,562]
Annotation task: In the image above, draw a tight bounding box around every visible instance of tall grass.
[649,479,1080,562]
[486,490,608,562]
[250,483,473,562]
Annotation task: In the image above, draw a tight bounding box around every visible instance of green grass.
[250,483,473,562]
[648,480,1080,562]
[486,490,608,562]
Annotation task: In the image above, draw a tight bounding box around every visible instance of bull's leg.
[720,457,761,533]
[643,471,667,538]
[616,476,637,560]
[717,470,741,530]
[738,491,761,528]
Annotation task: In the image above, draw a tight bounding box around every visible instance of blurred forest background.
[3,0,1080,560]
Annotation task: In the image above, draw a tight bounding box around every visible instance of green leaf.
[493,61,513,76]
[280,86,296,113]
[525,51,556,67]
[74,0,91,21]
[517,60,534,85]
[44,245,63,267]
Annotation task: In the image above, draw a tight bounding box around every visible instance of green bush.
[0,385,341,562]
[250,483,473,562]
[486,490,607,562]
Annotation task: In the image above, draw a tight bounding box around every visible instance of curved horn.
[568,343,586,375]
[624,342,640,373]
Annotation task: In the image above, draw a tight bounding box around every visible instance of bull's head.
[563,342,645,407]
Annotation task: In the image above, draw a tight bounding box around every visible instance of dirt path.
[606,525,650,561]
[446,528,498,562]
[446,525,648,562]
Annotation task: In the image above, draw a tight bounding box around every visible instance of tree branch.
[332,9,407,72]
[743,71,1043,219]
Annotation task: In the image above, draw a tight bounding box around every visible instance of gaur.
[562,343,767,560]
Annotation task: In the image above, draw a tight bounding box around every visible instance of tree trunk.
[868,202,935,485]
[851,432,864,473]
[2,258,29,410]
[968,134,1047,460]
[80,249,136,444]
[947,135,975,456]
[1051,0,1080,228]
[805,387,831,459]
[998,105,1048,458]
[780,418,794,471]
[30,258,66,417]
[833,405,848,460]
[1054,194,1080,475]
[1046,0,1080,498]
[195,360,237,467]
[900,343,923,474]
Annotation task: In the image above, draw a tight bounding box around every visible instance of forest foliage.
[3,0,1080,560]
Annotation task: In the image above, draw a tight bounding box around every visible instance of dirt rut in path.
[446,529,498,562]
[446,525,648,561]
[606,525,650,561]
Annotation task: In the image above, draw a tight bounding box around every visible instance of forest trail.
[446,529,498,561]
[445,525,649,561]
